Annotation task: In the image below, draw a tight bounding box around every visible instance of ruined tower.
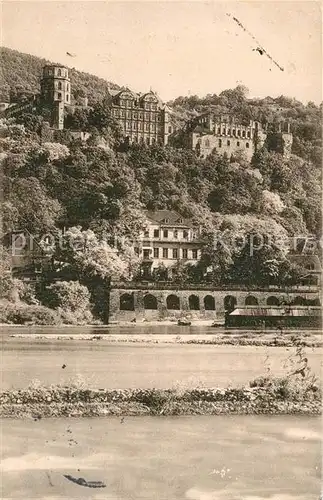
[40,64,71,130]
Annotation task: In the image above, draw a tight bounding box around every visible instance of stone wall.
[109,287,320,322]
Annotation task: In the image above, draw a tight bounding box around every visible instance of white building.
[135,210,201,279]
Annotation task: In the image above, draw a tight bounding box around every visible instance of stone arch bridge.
[108,284,320,322]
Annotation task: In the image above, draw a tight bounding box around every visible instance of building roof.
[144,210,194,228]
[229,306,321,317]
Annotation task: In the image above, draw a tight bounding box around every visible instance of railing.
[111,281,319,292]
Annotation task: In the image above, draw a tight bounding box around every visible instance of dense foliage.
[0,48,321,322]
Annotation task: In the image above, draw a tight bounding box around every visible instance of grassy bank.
[1,376,321,418]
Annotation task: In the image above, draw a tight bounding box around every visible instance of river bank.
[1,379,321,418]
[5,331,322,347]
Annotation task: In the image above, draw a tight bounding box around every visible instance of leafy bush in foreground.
[0,301,59,325]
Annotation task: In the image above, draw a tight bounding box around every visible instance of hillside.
[168,87,322,169]
[0,47,120,105]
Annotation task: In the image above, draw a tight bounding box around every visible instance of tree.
[42,280,93,325]
[228,242,289,286]
[5,177,62,233]
[52,227,139,282]
[199,234,233,285]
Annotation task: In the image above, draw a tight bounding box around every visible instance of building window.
[154,229,159,238]
[163,229,168,238]
[233,129,236,136]
[247,131,251,138]
[58,69,61,76]
[144,229,149,237]
[133,123,137,130]
[57,92,62,100]
[242,130,246,137]
[168,126,172,133]
[126,122,130,130]
[246,142,250,148]
[228,128,231,135]
[151,104,157,110]
[237,141,240,146]
[192,249,198,259]
[154,248,159,258]
[120,100,125,107]
[139,113,143,119]
[183,230,188,239]
[227,140,230,146]
[127,111,131,119]
[174,230,178,239]
[237,130,241,136]
[217,127,221,134]
[218,139,222,147]
[173,248,178,259]
[134,247,140,255]
[121,110,125,117]
[145,123,149,131]
[163,248,168,258]
[205,139,210,147]
[139,122,143,130]
[58,82,62,90]
[182,249,188,259]
[133,112,137,119]
[66,94,69,102]
[143,249,150,258]
[222,128,226,135]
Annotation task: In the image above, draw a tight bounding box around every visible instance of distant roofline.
[43,63,68,69]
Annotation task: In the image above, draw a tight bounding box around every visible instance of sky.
[1,1,322,103]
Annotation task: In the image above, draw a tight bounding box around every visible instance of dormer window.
[163,218,170,223]
[178,218,183,223]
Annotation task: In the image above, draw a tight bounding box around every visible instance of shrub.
[0,301,59,325]
[42,280,94,324]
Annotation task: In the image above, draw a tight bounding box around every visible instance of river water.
[1,415,321,500]
[1,326,322,390]
[1,327,322,499]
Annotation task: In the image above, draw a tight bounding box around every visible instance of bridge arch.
[245,295,258,306]
[204,295,215,310]
[266,296,280,306]
[224,295,237,312]
[144,294,158,310]
[120,293,135,311]
[166,294,180,310]
[292,296,307,306]
[189,294,200,310]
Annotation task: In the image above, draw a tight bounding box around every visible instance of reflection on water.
[1,416,321,499]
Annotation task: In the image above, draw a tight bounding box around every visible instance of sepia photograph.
[0,1,322,499]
